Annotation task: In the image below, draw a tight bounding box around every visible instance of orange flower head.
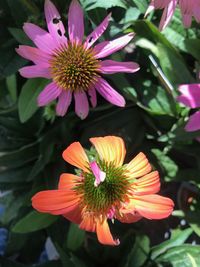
[32,136,174,246]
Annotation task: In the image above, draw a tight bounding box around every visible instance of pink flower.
[16,0,139,119]
[177,84,200,132]
[146,0,200,30]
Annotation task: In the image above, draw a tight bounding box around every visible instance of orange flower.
[32,136,174,246]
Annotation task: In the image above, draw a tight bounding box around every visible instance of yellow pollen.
[50,43,100,92]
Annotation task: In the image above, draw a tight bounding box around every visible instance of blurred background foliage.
[0,0,200,266]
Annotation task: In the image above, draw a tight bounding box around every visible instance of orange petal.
[132,194,174,220]
[63,205,82,224]
[117,212,142,223]
[62,142,89,173]
[96,219,120,246]
[132,171,160,195]
[125,152,152,178]
[32,190,79,215]
[90,136,126,167]
[58,173,79,190]
[79,214,96,232]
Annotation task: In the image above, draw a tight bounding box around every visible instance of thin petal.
[94,33,134,59]
[56,90,72,116]
[90,136,126,167]
[37,82,62,106]
[23,23,57,53]
[159,0,177,30]
[100,60,140,74]
[125,152,152,178]
[63,206,82,224]
[117,212,142,223]
[44,0,67,44]
[88,86,97,108]
[79,215,96,232]
[74,91,89,119]
[177,84,200,108]
[16,45,51,65]
[19,65,51,79]
[32,190,79,215]
[58,173,79,190]
[62,141,89,173]
[90,161,106,187]
[95,78,125,107]
[84,13,111,49]
[96,219,120,246]
[185,111,200,132]
[132,194,174,220]
[132,171,160,195]
[68,0,84,44]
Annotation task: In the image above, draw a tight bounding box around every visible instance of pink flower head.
[146,0,200,30]
[16,0,140,119]
[177,84,200,132]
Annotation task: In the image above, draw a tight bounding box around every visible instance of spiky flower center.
[75,161,130,214]
[50,43,100,92]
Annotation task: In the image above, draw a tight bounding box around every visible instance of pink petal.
[56,90,72,116]
[44,0,67,45]
[88,86,97,108]
[23,23,57,54]
[37,82,62,106]
[94,33,134,59]
[19,65,51,78]
[68,0,84,44]
[16,45,50,66]
[182,14,192,28]
[84,13,111,49]
[159,0,177,30]
[177,84,200,108]
[100,60,140,74]
[90,161,106,187]
[185,111,200,132]
[95,78,125,107]
[74,91,89,119]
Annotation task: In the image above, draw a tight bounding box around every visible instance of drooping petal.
[56,90,72,116]
[94,33,134,59]
[79,215,96,232]
[32,190,79,215]
[88,86,97,108]
[58,173,79,190]
[132,171,160,195]
[62,141,89,173]
[90,136,126,167]
[84,13,111,49]
[125,152,152,178]
[132,194,174,219]
[177,84,200,108]
[74,91,89,119]
[44,0,67,44]
[68,0,84,44]
[37,82,62,106]
[95,77,125,107]
[100,60,140,74]
[16,46,51,65]
[96,219,120,246]
[185,111,200,132]
[117,212,142,223]
[23,23,57,53]
[182,14,192,28]
[19,65,51,79]
[159,0,177,30]
[63,206,82,224]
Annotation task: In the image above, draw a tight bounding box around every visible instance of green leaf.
[6,74,17,102]
[151,228,193,260]
[18,78,48,123]
[12,211,58,233]
[8,28,32,45]
[156,245,200,267]
[126,235,150,267]
[81,0,127,10]
[66,223,85,251]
